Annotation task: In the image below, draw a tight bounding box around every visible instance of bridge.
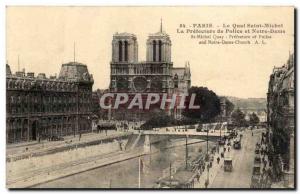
[133,130,229,141]
[126,122,230,153]
[134,122,228,140]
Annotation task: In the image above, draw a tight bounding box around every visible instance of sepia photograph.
[5,6,295,189]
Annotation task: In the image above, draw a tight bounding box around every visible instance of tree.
[91,91,101,117]
[182,86,221,122]
[249,112,260,126]
[225,98,235,116]
[140,111,172,130]
[231,108,246,127]
[140,110,199,130]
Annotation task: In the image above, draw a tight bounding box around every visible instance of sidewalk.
[194,151,224,188]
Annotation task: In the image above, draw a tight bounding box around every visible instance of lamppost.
[207,127,209,159]
[206,126,209,187]
[185,135,188,169]
[207,164,209,186]
[220,123,222,139]
[219,122,222,154]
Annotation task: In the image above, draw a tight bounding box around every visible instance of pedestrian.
[205,180,209,188]
[228,146,230,152]
[79,132,82,141]
[264,159,267,167]
[217,157,220,164]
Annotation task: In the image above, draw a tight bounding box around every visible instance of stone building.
[242,109,267,123]
[109,24,191,120]
[267,53,294,187]
[6,62,94,144]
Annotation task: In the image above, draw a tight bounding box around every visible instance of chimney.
[27,72,35,78]
[37,73,46,79]
[16,71,25,77]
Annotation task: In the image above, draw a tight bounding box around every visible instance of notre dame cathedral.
[109,23,191,120]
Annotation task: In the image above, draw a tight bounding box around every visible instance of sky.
[6,6,294,98]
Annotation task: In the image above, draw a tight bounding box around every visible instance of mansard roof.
[59,61,93,82]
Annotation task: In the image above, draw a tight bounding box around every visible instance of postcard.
[6,6,295,189]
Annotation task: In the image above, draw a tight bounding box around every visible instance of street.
[209,128,264,188]
[6,127,267,188]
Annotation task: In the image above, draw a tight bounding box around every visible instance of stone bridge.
[134,130,229,142]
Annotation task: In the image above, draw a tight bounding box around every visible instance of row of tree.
[231,108,260,127]
[141,86,236,129]
[140,86,260,129]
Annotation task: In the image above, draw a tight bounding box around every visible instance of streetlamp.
[206,126,209,187]
[185,135,188,169]
[207,164,209,186]
[218,123,222,153]
[207,127,209,159]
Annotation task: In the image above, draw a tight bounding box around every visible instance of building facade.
[267,53,294,187]
[242,109,267,123]
[6,62,94,144]
[109,26,191,120]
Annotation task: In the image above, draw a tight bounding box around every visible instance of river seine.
[34,139,213,188]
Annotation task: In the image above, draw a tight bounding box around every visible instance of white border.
[0,1,298,194]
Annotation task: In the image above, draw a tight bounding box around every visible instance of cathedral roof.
[113,32,137,39]
[172,68,185,77]
[148,31,171,41]
[172,62,191,80]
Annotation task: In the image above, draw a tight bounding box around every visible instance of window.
[158,40,162,62]
[153,40,156,61]
[118,41,123,61]
[124,41,128,62]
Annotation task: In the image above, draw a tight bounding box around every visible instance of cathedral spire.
[160,18,163,33]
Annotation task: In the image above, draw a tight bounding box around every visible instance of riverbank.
[8,147,145,188]
[7,134,209,188]
[7,131,132,162]
[34,137,213,188]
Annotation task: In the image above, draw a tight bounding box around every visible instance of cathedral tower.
[112,33,138,63]
[146,20,171,62]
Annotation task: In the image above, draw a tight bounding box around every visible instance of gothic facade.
[6,62,94,144]
[109,27,191,120]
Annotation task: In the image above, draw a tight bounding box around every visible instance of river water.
[35,138,215,188]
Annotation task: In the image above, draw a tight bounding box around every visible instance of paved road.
[209,128,264,188]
